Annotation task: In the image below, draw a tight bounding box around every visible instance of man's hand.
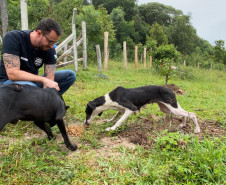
[43,78,60,91]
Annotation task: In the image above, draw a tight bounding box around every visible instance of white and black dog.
[84,85,201,134]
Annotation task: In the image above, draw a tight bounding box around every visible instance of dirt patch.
[66,125,84,137]
[116,116,225,147]
[94,137,136,157]
[66,116,225,150]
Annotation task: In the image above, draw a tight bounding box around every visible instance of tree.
[138,2,182,26]
[0,0,8,36]
[214,40,226,64]
[51,0,83,39]
[132,13,150,44]
[77,5,115,59]
[153,44,180,85]
[7,0,22,30]
[28,0,50,29]
[168,15,197,55]
[110,7,131,43]
[92,0,138,21]
[149,22,168,46]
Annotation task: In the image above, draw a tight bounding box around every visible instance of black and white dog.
[84,85,201,134]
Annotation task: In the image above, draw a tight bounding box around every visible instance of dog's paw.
[179,123,186,128]
[105,127,116,131]
[194,127,201,134]
[67,144,78,151]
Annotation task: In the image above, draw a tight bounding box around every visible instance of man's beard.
[38,41,49,51]
[38,40,43,50]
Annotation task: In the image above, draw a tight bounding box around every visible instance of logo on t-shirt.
[34,57,43,66]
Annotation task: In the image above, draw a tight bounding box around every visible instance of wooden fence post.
[96,44,102,73]
[82,21,87,70]
[135,45,138,69]
[150,48,152,68]
[20,0,28,30]
[72,8,78,72]
[184,60,186,66]
[123,41,127,70]
[150,56,152,68]
[63,44,68,63]
[143,47,147,68]
[104,32,109,70]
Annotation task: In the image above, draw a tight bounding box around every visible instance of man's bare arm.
[3,53,20,75]
[3,53,59,91]
[44,64,56,81]
[43,64,58,89]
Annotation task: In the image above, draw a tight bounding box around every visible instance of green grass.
[0,61,225,184]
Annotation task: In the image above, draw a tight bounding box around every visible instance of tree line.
[0,0,225,69]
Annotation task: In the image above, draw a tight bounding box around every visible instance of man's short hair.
[36,18,62,36]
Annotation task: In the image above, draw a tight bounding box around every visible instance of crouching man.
[0,18,76,95]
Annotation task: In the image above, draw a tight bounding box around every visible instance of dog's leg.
[0,117,17,131]
[106,109,133,131]
[162,103,200,133]
[34,121,54,140]
[105,111,122,123]
[56,120,78,151]
[0,121,8,131]
[179,117,187,128]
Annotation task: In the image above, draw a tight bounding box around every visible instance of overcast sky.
[137,0,226,45]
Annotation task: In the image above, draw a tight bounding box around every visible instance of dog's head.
[160,86,178,108]
[84,101,103,127]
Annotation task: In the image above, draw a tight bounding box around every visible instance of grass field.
[0,61,225,184]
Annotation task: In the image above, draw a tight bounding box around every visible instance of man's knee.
[67,70,76,83]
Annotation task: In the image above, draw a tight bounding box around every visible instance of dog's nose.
[84,123,90,128]
[84,120,90,127]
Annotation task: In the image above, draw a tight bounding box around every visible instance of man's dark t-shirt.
[0,30,57,82]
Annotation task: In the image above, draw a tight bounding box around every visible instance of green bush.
[174,66,197,80]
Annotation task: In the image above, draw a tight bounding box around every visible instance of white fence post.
[72,8,78,72]
[96,45,102,73]
[104,32,109,70]
[123,41,127,70]
[20,0,28,30]
[82,21,87,70]
[63,44,68,63]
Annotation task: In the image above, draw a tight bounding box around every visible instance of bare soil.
[117,116,225,147]
[66,116,225,150]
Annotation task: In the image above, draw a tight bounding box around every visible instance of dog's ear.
[65,105,70,110]
[98,112,103,116]
[87,101,96,110]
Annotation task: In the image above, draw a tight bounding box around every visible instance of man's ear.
[87,101,96,110]
[36,30,42,36]
[98,112,103,116]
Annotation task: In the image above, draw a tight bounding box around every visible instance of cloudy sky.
[137,0,226,45]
